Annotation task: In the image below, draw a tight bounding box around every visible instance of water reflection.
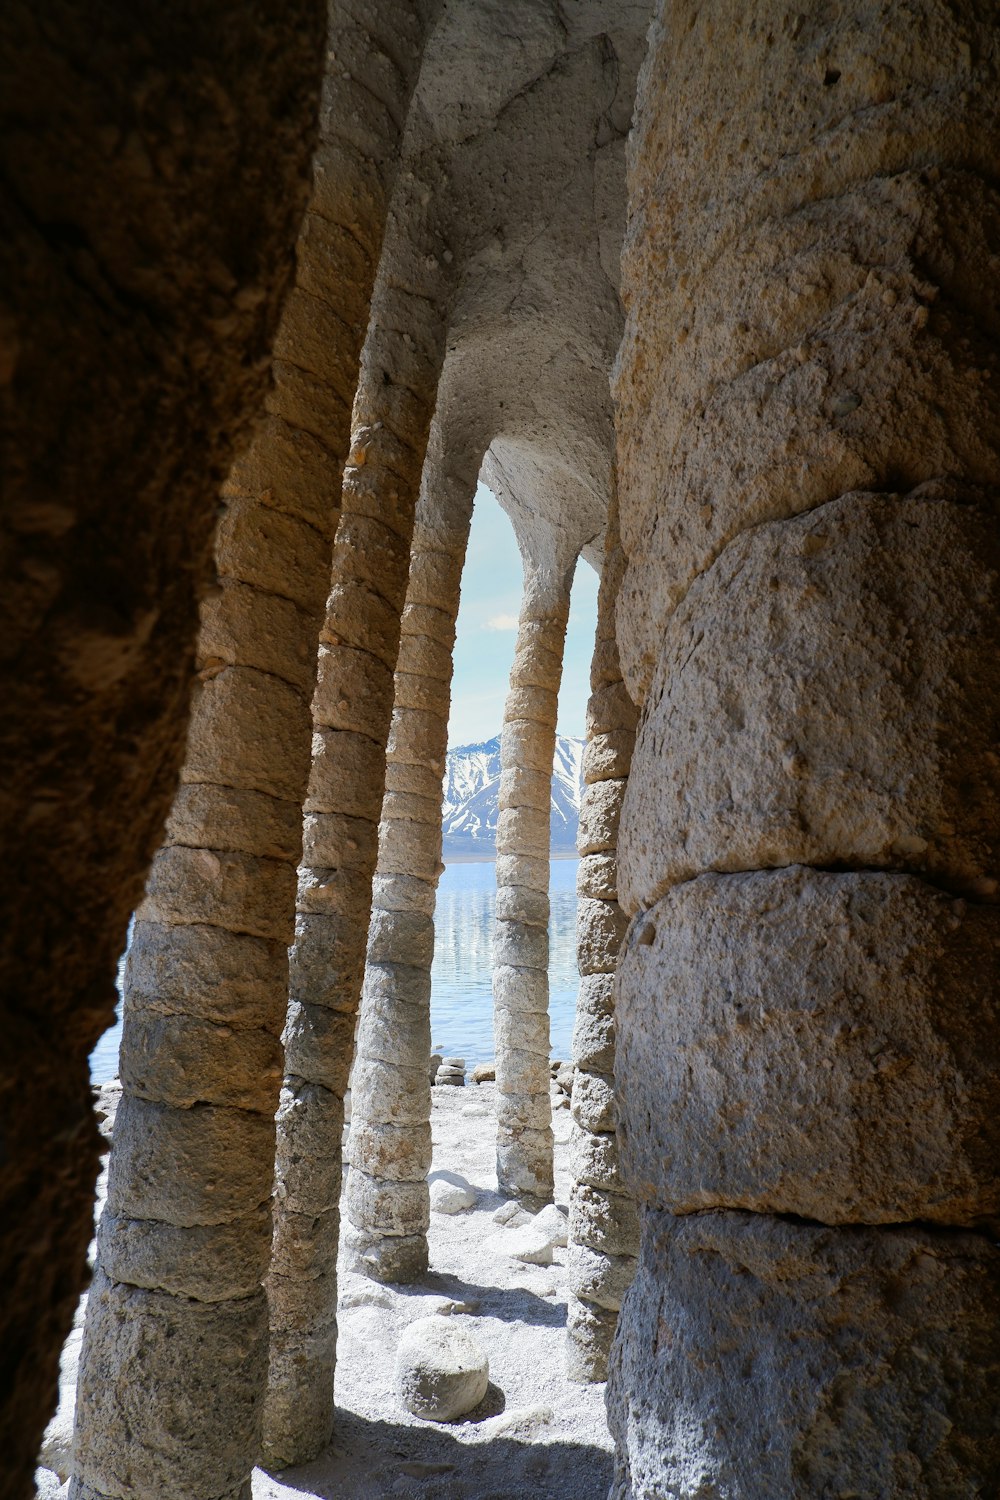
[90,861,580,1082]
[430,858,579,1065]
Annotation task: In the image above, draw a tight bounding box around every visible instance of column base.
[610,1208,1000,1500]
[342,1223,428,1284]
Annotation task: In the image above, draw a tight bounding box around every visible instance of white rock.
[395,1316,490,1422]
[339,1281,396,1311]
[34,1470,70,1500]
[493,1199,533,1228]
[493,1226,554,1265]
[472,1404,555,1442]
[532,1202,569,1249]
[429,1170,477,1214]
[38,1403,74,1484]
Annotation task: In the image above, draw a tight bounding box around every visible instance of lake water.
[89,859,581,1083]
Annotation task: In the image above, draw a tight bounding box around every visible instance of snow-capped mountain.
[441,733,585,860]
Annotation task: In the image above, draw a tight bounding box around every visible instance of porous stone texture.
[344,433,479,1286]
[491,1226,554,1267]
[0,1,325,1489]
[615,4,1000,712]
[610,2,1000,1493]
[608,1210,1000,1500]
[617,867,1000,1229]
[493,552,575,1208]
[618,488,1000,914]
[70,4,433,1493]
[566,493,637,1382]
[268,159,454,1462]
[73,1272,267,1500]
[395,1318,489,1423]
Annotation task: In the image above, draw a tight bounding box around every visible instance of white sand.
[38,1081,615,1500]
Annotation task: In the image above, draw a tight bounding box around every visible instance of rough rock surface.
[0,1,325,1487]
[609,1209,1000,1500]
[267,123,454,1463]
[619,489,1000,913]
[566,491,637,1381]
[492,1226,555,1268]
[617,867,1000,1228]
[614,4,1000,709]
[344,434,478,1289]
[395,1318,490,1423]
[609,2,1000,1496]
[492,554,576,1209]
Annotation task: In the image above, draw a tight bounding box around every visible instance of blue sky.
[447,483,599,748]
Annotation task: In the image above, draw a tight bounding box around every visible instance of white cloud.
[484,613,519,631]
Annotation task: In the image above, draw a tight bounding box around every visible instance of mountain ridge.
[441,732,584,861]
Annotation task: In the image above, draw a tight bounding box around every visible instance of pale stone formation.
[265,189,455,1464]
[395,1318,489,1423]
[608,1210,1000,1500]
[618,487,1000,912]
[493,543,577,1208]
[343,431,480,1285]
[71,7,429,1497]
[610,1,1000,1493]
[428,1172,477,1214]
[566,494,637,1383]
[616,868,1000,1230]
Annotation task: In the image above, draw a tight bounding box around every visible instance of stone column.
[344,430,482,1284]
[264,171,453,1467]
[609,2,1000,1495]
[70,8,430,1497]
[493,541,577,1208]
[565,490,637,1382]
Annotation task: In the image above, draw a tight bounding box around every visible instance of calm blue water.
[89,860,580,1082]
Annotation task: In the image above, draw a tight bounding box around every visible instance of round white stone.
[395,1317,490,1422]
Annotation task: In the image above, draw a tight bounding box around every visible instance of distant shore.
[442,851,580,864]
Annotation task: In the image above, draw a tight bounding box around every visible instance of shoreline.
[441,851,579,864]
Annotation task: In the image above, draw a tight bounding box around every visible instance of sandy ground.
[38,1080,614,1500]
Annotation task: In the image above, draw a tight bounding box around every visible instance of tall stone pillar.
[70,7,430,1497]
[264,172,453,1467]
[493,541,577,1208]
[609,2,1000,1495]
[565,490,637,1382]
[344,431,482,1284]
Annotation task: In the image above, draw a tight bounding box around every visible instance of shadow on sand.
[259,1405,614,1500]
[390,1269,566,1329]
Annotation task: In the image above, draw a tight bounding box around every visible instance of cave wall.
[0,2,325,1492]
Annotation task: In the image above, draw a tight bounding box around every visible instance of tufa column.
[0,2,325,1489]
[70,5,430,1497]
[565,489,637,1382]
[493,537,577,1208]
[344,430,481,1283]
[609,1,1000,1494]
[264,162,454,1467]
